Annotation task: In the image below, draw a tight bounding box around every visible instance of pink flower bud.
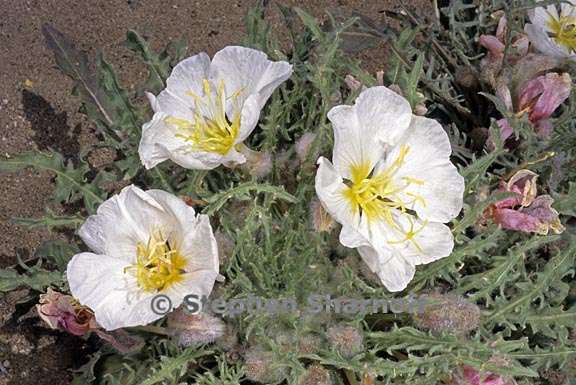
[238,145,272,179]
[326,324,363,358]
[310,198,335,233]
[167,309,225,346]
[295,132,317,163]
[244,347,288,384]
[298,365,333,385]
[413,294,480,335]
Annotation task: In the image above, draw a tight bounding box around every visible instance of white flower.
[139,46,292,170]
[66,185,219,330]
[315,87,464,292]
[525,1,576,61]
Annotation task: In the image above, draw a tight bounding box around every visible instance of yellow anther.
[342,144,429,247]
[126,231,187,292]
[547,14,576,52]
[167,79,242,155]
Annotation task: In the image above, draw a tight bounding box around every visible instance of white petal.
[561,1,576,17]
[211,46,292,109]
[67,252,163,330]
[529,5,558,32]
[139,112,182,169]
[328,104,382,180]
[377,254,415,292]
[211,46,292,142]
[315,157,359,228]
[379,212,454,264]
[144,190,220,274]
[384,116,464,223]
[154,53,211,119]
[354,86,412,146]
[165,269,219,301]
[80,185,182,261]
[139,112,227,170]
[357,246,414,292]
[525,24,573,59]
[340,225,370,249]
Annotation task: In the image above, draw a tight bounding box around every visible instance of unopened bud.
[376,70,385,86]
[295,132,317,163]
[244,347,288,384]
[214,230,234,267]
[297,333,323,355]
[414,103,428,116]
[413,294,480,335]
[310,198,335,233]
[167,310,225,346]
[389,84,403,96]
[327,324,364,358]
[298,365,333,385]
[345,74,364,92]
[239,145,272,179]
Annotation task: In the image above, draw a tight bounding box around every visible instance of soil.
[0,1,429,384]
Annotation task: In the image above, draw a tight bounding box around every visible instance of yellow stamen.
[125,231,187,292]
[342,144,428,247]
[166,79,242,155]
[547,14,576,52]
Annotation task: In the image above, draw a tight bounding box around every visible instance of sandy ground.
[0,1,428,384]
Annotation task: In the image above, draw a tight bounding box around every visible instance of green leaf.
[126,30,173,93]
[203,182,297,216]
[34,240,79,271]
[11,209,83,230]
[42,24,115,127]
[0,267,63,293]
[139,348,212,385]
[553,181,576,217]
[401,52,424,109]
[0,151,105,213]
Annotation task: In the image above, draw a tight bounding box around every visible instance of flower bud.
[345,75,364,92]
[297,333,323,355]
[167,310,225,347]
[244,347,288,384]
[413,294,480,335]
[295,132,317,163]
[310,198,335,233]
[239,145,272,179]
[215,229,234,267]
[327,324,364,358]
[298,365,333,385]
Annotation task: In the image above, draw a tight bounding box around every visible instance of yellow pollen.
[166,79,242,155]
[342,144,428,249]
[125,231,187,292]
[547,14,576,52]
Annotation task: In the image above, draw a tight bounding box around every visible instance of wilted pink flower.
[479,15,529,72]
[37,288,96,336]
[497,72,571,141]
[484,170,564,235]
[461,366,505,385]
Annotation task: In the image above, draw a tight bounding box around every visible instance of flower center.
[127,231,187,292]
[547,15,576,52]
[342,145,428,250]
[166,79,242,155]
